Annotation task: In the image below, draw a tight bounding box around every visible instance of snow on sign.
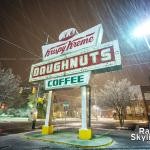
[42,24,103,61]
[45,72,91,90]
[29,40,121,82]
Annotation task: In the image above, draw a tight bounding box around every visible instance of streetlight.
[133,20,150,128]
[133,19,150,50]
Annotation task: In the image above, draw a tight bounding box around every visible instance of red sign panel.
[29,40,121,82]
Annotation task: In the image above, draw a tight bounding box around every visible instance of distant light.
[133,20,150,37]
[92,105,99,111]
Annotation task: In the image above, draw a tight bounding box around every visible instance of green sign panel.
[45,72,91,90]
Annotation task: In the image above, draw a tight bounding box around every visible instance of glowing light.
[133,20,150,37]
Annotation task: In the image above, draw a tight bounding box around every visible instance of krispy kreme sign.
[29,40,121,82]
[42,24,103,61]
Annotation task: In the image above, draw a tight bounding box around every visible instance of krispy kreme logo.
[44,32,94,57]
[58,28,78,41]
[42,24,103,61]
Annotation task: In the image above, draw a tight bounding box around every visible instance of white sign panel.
[42,24,103,61]
[45,72,91,90]
[29,40,121,82]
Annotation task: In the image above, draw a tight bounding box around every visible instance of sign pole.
[42,90,54,134]
[88,86,91,128]
[45,91,52,126]
[79,86,92,140]
[81,86,87,129]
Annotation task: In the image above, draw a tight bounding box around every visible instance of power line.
[123,61,150,68]
[0,36,40,58]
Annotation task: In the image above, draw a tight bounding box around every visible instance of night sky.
[0,0,150,87]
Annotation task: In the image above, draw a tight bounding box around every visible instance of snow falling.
[0,0,150,98]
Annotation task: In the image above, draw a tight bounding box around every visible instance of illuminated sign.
[29,40,121,82]
[45,72,91,90]
[42,24,103,61]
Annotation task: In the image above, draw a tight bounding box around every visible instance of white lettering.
[101,48,111,62]
[141,135,146,141]
[145,129,150,134]
[136,134,141,140]
[70,57,78,69]
[139,128,145,134]
[61,60,69,70]
[131,134,136,140]
[80,55,88,66]
[46,64,53,73]
[40,66,46,75]
[33,68,39,77]
[89,51,99,64]
[54,62,61,72]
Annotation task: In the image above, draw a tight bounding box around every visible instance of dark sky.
[0,0,150,86]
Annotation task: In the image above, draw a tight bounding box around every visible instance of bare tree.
[0,67,21,106]
[98,78,132,127]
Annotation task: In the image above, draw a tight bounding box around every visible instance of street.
[0,128,150,149]
[0,118,150,149]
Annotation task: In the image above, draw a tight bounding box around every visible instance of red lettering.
[44,33,96,58]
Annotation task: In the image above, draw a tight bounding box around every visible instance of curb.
[23,131,114,149]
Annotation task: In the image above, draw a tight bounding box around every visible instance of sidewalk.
[24,130,113,149]
[0,117,148,136]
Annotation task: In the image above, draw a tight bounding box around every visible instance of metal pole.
[81,86,87,129]
[88,86,91,128]
[45,91,52,126]
[65,111,67,127]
